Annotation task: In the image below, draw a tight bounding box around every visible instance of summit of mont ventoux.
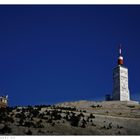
[0,45,140,135]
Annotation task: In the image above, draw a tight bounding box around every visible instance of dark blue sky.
[0,5,140,106]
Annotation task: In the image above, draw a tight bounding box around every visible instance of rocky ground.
[0,100,140,135]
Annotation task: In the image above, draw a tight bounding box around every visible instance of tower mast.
[118,44,123,65]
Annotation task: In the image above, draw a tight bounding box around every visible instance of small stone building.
[0,95,8,108]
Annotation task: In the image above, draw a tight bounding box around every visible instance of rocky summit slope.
[0,100,140,135]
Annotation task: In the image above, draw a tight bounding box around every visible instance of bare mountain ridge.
[0,100,140,135]
[56,100,140,117]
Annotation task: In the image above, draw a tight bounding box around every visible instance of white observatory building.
[112,46,130,101]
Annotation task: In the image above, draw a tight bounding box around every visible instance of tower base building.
[112,65,130,101]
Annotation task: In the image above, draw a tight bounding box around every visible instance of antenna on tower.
[119,43,122,55]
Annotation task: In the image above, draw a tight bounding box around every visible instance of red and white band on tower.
[118,44,123,65]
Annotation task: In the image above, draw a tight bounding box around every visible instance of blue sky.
[0,5,140,106]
